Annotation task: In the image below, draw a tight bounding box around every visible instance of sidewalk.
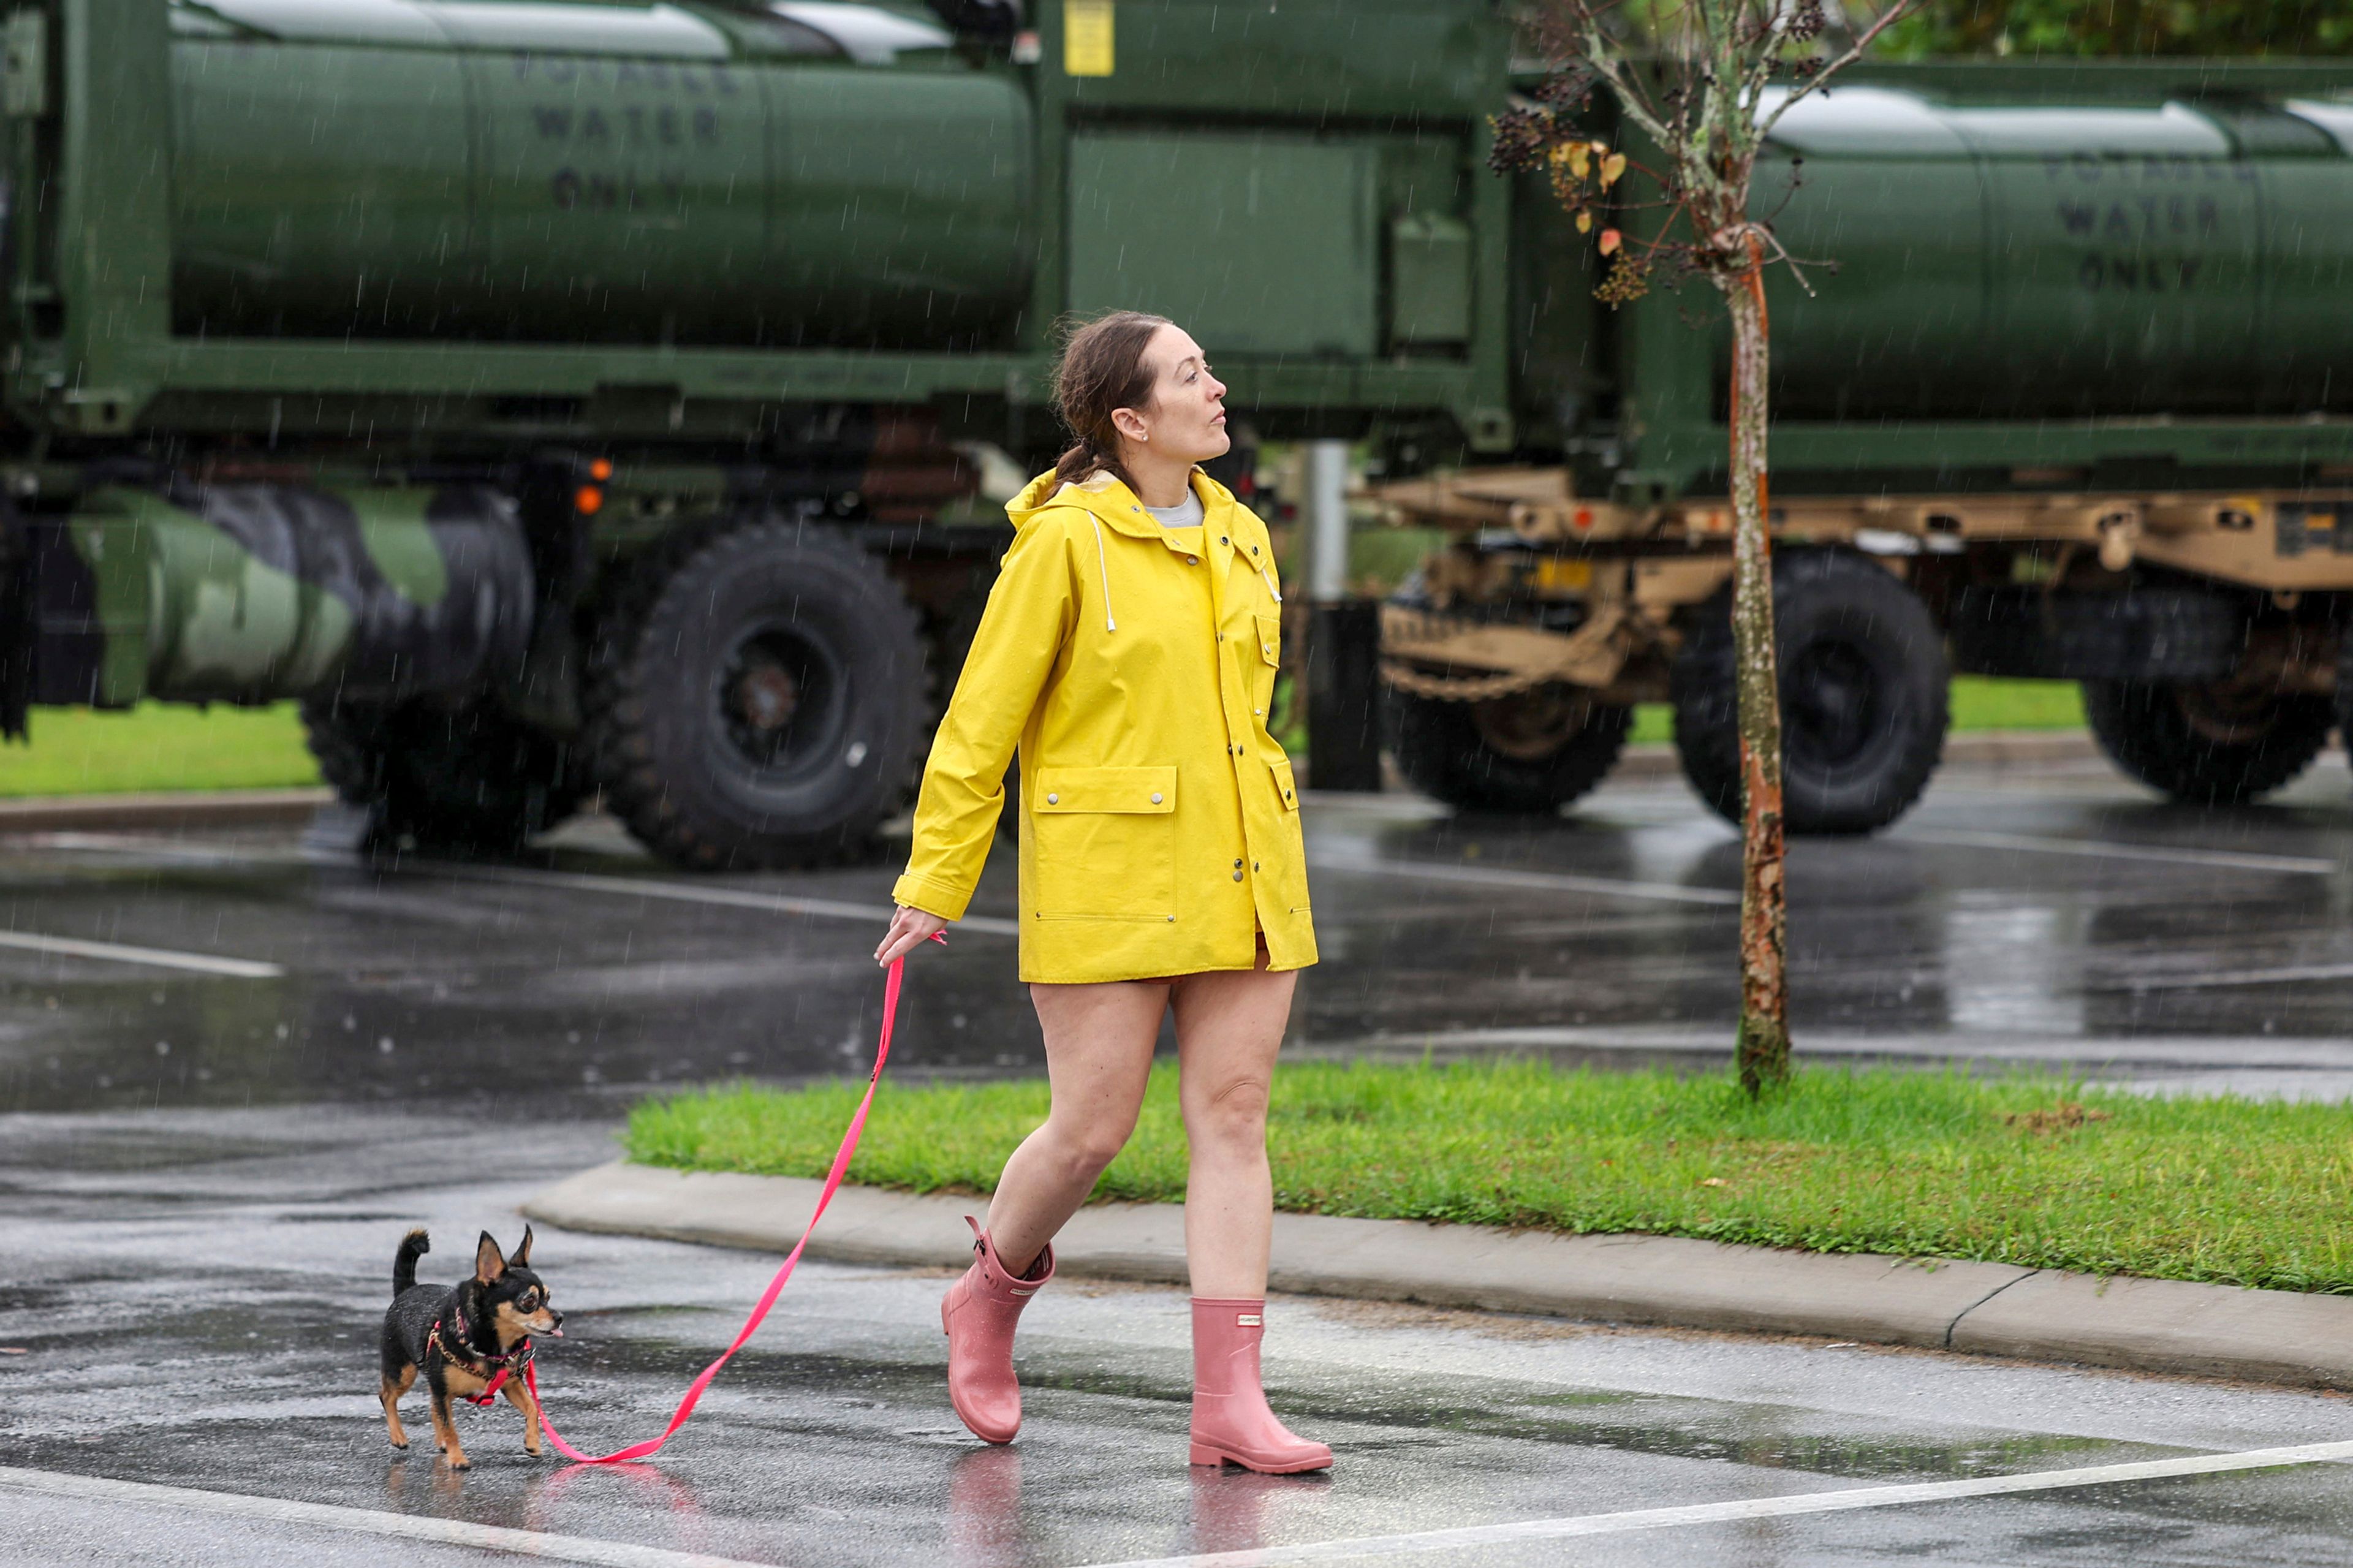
[0,787,332,833]
[525,1160,2353,1392]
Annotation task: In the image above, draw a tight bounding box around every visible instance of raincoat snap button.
[1045,792,1059,805]
[1186,555,1199,565]
[1220,536,1229,545]
[1232,869,1244,882]
[1251,545,1259,555]
[1150,792,1164,804]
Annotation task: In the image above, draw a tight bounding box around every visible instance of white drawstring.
[1257,562,1283,604]
[1090,517,1117,632]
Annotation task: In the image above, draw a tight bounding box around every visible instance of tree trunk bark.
[1724,245,1789,1096]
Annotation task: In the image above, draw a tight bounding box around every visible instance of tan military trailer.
[1362,54,2353,834]
[1373,471,2351,832]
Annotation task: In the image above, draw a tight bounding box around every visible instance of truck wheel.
[301,696,580,854]
[2083,678,2332,804]
[1387,684,1631,812]
[1672,550,1949,835]
[585,520,926,870]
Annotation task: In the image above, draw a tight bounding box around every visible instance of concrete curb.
[0,788,332,834]
[522,1161,2353,1390]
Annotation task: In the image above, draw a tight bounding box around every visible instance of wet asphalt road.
[7,756,2353,1565]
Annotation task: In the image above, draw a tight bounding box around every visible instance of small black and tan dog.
[380,1227,563,1469]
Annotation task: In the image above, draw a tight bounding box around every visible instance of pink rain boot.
[941,1216,1054,1444]
[1188,1298,1332,1474]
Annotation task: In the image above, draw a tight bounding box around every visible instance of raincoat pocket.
[1251,613,1282,716]
[1265,758,1310,914]
[1029,765,1178,922]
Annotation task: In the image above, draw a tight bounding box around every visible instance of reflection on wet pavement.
[10,1107,2353,1566]
[9,762,2353,1564]
[5,758,2352,1117]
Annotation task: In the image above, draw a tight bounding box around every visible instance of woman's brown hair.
[1049,309,1172,491]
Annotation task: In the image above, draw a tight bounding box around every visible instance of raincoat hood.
[1004,466,1237,539]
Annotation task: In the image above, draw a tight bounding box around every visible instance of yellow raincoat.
[892,468,1317,983]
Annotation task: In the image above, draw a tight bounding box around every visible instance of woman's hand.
[875,905,950,966]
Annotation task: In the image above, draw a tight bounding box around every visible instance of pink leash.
[526,933,943,1465]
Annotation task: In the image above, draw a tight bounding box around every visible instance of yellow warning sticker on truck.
[1065,0,1113,76]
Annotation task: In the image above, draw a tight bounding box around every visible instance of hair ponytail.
[1048,310,1172,492]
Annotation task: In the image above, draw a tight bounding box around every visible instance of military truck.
[2,1,2351,864]
[0,0,1523,865]
[1377,67,2353,832]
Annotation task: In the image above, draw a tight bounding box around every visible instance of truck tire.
[585,520,927,870]
[1672,550,1949,835]
[2082,677,2332,804]
[1388,684,1631,813]
[301,695,580,854]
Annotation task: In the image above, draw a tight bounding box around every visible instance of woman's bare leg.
[984,979,1167,1274]
[1170,950,1297,1298]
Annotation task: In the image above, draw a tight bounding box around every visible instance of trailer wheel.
[585,520,927,870]
[301,696,580,854]
[1672,550,1949,835]
[2083,677,2332,804]
[1387,684,1631,813]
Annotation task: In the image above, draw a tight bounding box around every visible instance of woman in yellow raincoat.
[874,311,1328,1474]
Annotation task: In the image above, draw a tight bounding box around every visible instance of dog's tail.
[393,1229,430,1298]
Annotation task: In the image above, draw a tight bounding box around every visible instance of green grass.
[627,1061,2353,1294]
[1,703,322,797]
[0,674,2083,798]
[1627,676,2080,746]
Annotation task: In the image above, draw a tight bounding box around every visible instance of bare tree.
[1493,0,1919,1095]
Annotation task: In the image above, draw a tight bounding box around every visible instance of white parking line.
[14,1437,2350,1568]
[1898,829,2338,877]
[2114,960,2353,993]
[1086,1439,2353,1567]
[12,832,1026,938]
[1308,850,1741,907]
[414,862,1025,937]
[0,930,282,978]
[0,1464,771,1568]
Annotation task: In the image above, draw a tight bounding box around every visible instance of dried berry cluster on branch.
[1492,0,1917,306]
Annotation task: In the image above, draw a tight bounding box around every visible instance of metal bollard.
[1299,439,1382,792]
[1306,600,1383,792]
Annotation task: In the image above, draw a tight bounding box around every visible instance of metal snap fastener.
[1045,792,1059,805]
[1233,858,1243,866]
[1232,868,1244,881]
[1252,862,1259,871]
[1186,555,1199,565]
[1150,792,1163,804]
[1251,545,1259,555]
[1220,536,1229,545]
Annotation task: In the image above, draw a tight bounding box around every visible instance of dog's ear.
[474,1231,507,1284]
[511,1225,534,1269]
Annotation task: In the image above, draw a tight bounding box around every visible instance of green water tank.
[1749,85,2353,419]
[165,0,1035,349]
